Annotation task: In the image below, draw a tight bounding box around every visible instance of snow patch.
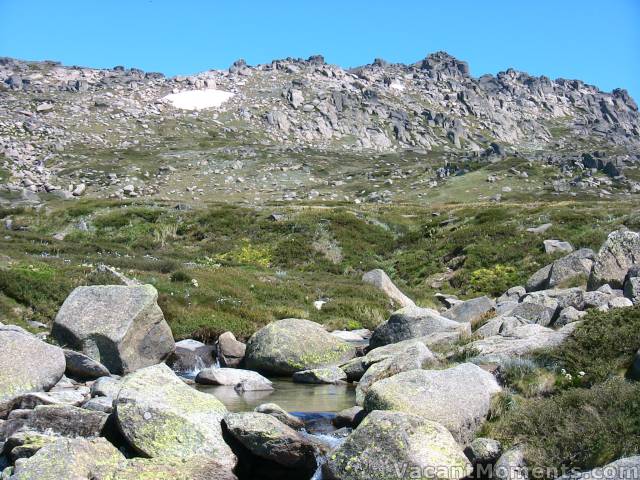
[162,89,234,110]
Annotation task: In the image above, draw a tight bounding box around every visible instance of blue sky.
[1,0,639,100]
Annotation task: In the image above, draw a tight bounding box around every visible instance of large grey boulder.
[223,412,322,475]
[364,363,501,444]
[216,331,246,368]
[167,339,215,373]
[115,363,235,468]
[195,367,272,390]
[0,329,65,412]
[589,230,640,289]
[465,437,503,467]
[443,296,495,325]
[509,302,556,326]
[362,269,415,308]
[624,269,640,304]
[547,248,595,288]
[323,410,472,480]
[356,341,436,405]
[244,319,355,375]
[6,437,124,480]
[1,404,107,440]
[369,306,470,349]
[525,264,552,292]
[52,285,175,375]
[466,323,578,360]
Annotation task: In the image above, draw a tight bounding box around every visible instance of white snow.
[162,89,234,110]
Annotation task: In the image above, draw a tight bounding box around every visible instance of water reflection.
[196,378,356,413]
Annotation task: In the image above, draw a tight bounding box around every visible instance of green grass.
[0,199,639,340]
[484,379,640,477]
[537,305,640,385]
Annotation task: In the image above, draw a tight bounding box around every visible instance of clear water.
[196,378,356,413]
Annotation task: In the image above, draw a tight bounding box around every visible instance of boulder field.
[1,228,639,479]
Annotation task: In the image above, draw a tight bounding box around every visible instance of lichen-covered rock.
[525,264,552,292]
[111,456,238,480]
[90,376,121,398]
[364,364,501,444]
[195,368,272,389]
[0,329,65,412]
[3,431,58,462]
[292,366,347,384]
[63,349,110,380]
[356,341,436,405]
[369,306,470,349]
[254,403,304,429]
[244,319,356,375]
[115,363,235,468]
[589,230,640,289]
[52,285,175,375]
[547,248,594,288]
[323,410,472,480]
[223,412,322,474]
[7,437,124,480]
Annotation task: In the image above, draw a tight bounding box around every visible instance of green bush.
[170,270,192,283]
[484,378,640,477]
[538,305,640,385]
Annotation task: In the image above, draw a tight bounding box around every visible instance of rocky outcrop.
[244,318,356,375]
[363,363,501,443]
[52,285,175,374]
[323,410,472,480]
[0,328,66,412]
[369,306,470,349]
[589,230,640,289]
[362,269,415,308]
[466,323,578,360]
[115,363,236,468]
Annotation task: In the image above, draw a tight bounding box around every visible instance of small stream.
[185,371,357,479]
[196,378,356,414]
